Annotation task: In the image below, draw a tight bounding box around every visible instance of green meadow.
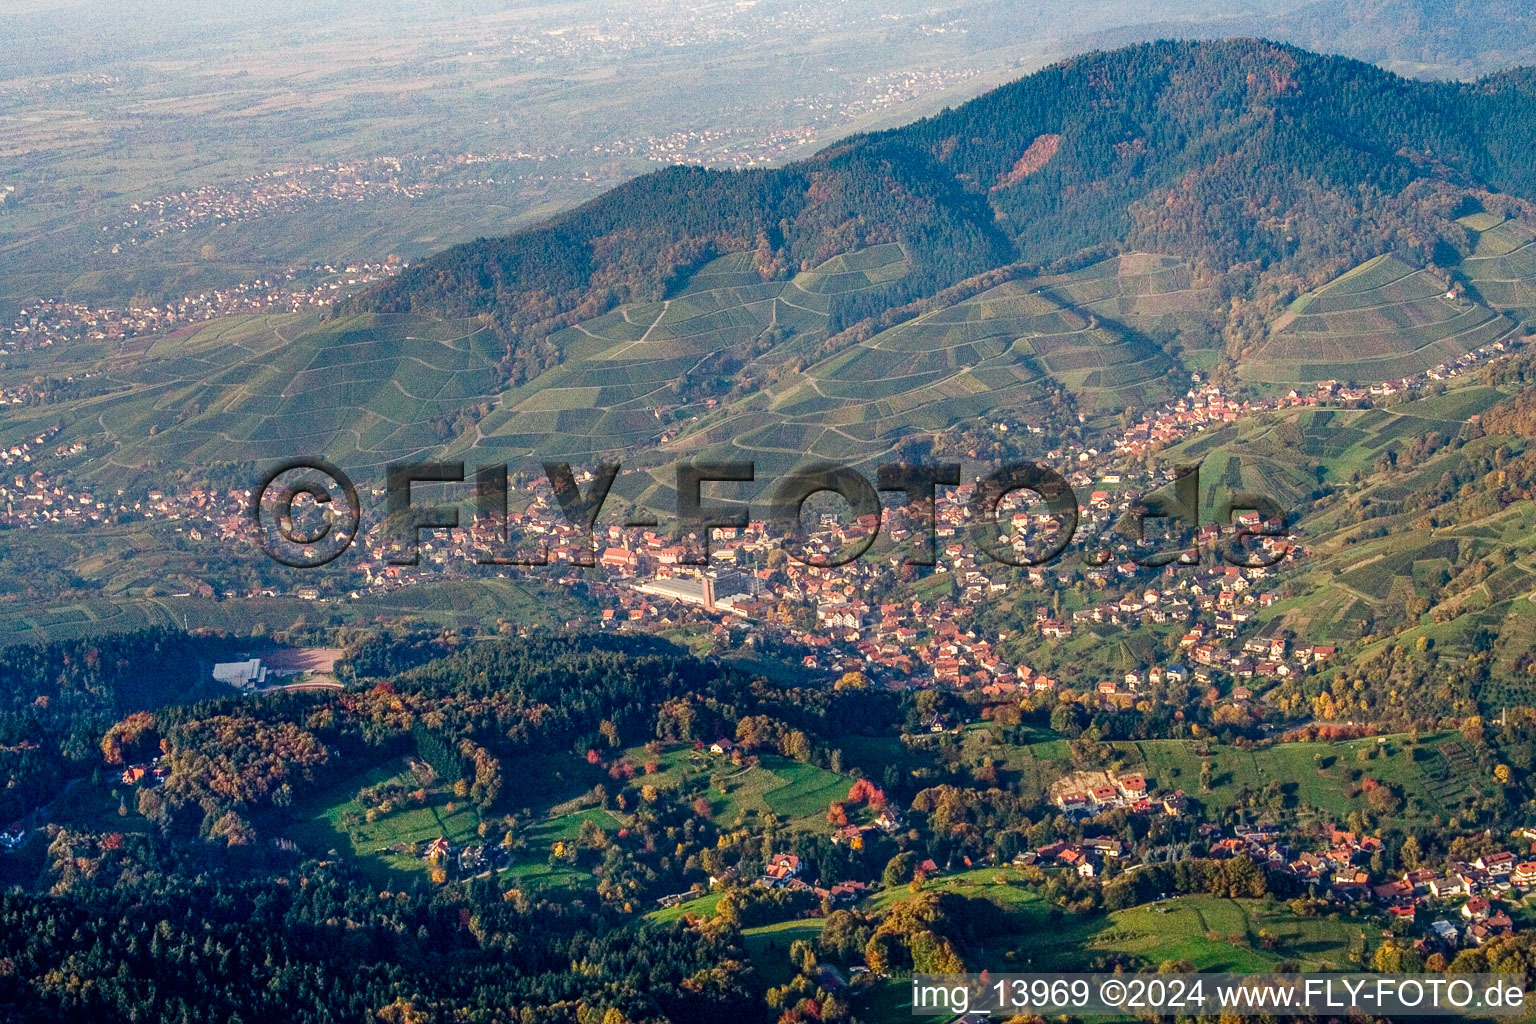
[968,726,1486,822]
[287,758,486,881]
[770,871,1371,1017]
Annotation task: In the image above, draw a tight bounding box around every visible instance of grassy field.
[244,739,859,897]
[619,745,854,832]
[1125,733,1482,818]
[864,865,1048,916]
[287,753,628,889]
[499,808,624,892]
[648,890,726,925]
[743,918,826,988]
[974,726,1485,821]
[1038,895,1367,972]
[856,877,1369,1014]
[287,758,486,881]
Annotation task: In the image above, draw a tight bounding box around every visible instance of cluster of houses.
[1013,836,1129,878]
[1422,335,1522,381]
[5,260,404,351]
[1312,334,1520,397]
[658,851,876,911]
[589,63,984,168]
[1114,385,1259,458]
[0,469,255,540]
[1013,813,1533,954]
[421,836,514,876]
[1370,849,1531,950]
[755,852,875,905]
[0,475,121,530]
[3,401,1333,716]
[1112,335,1525,462]
[10,329,1514,713]
[1183,624,1336,684]
[99,151,527,250]
[1201,822,1533,952]
[1042,561,1292,645]
[0,424,64,471]
[831,808,905,847]
[1053,773,1173,818]
[118,757,168,788]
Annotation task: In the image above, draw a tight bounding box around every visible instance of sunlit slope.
[470,244,911,462]
[610,253,1193,503]
[1460,213,1536,329]
[7,246,1207,494]
[1160,385,1511,524]
[1031,252,1214,330]
[688,251,1198,441]
[1239,253,1518,384]
[21,314,506,477]
[1156,381,1536,708]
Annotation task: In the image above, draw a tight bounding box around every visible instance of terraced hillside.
[14,247,1210,503]
[1460,212,1536,328]
[0,243,904,481]
[601,252,1198,508]
[1031,252,1216,338]
[1239,253,1519,384]
[1160,379,1536,708]
[467,244,910,464]
[1161,384,1512,525]
[7,314,508,479]
[781,267,1178,420]
[20,41,1536,508]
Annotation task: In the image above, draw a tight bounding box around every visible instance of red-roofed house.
[1116,774,1147,800]
[765,854,801,880]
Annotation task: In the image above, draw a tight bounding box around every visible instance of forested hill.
[1076,1,1536,80]
[352,39,1536,359]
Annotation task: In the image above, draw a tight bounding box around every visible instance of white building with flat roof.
[212,658,268,690]
[634,575,716,611]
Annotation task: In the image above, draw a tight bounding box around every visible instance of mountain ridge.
[351,37,1536,374]
[1071,0,1536,79]
[11,40,1536,499]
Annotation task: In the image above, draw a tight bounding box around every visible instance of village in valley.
[0,168,1532,988]
[12,3,1536,1017]
[7,349,1514,968]
[4,260,408,351]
